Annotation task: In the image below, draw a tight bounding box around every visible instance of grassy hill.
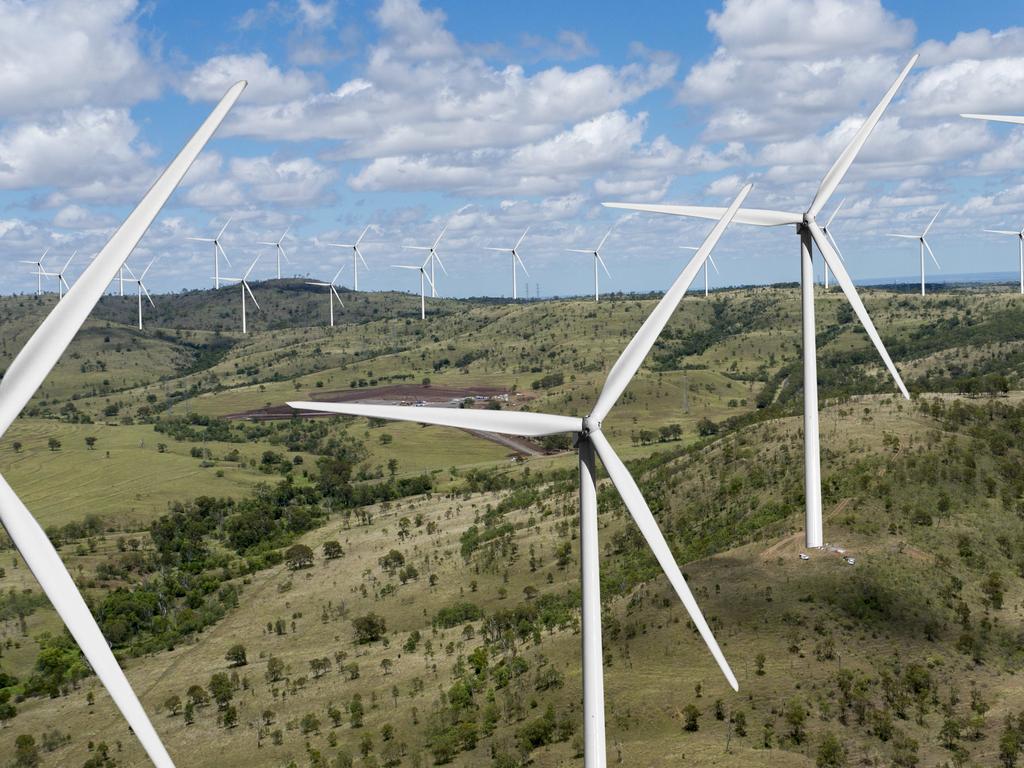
[2,283,1024,767]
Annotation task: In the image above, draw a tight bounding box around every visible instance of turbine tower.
[220,256,261,334]
[329,226,371,290]
[128,258,157,330]
[681,245,718,297]
[188,217,232,288]
[606,55,917,550]
[887,207,942,296]
[485,227,530,299]
[290,186,751,768]
[0,81,244,768]
[306,264,345,326]
[393,255,434,320]
[403,225,447,297]
[983,224,1024,294]
[258,227,291,279]
[568,227,613,301]
[19,249,48,295]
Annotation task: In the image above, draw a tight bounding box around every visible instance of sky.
[2,0,1024,299]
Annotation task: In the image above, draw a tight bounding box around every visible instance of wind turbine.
[403,225,447,297]
[128,258,157,330]
[306,264,345,326]
[290,186,751,768]
[568,227,613,301]
[605,55,917,550]
[258,227,291,279]
[0,81,244,768]
[681,245,718,297]
[117,263,137,296]
[485,227,530,300]
[41,251,77,300]
[983,224,1024,294]
[329,226,371,290]
[220,256,261,334]
[820,199,846,290]
[887,207,942,296]
[188,217,232,288]
[393,255,435,320]
[19,249,48,295]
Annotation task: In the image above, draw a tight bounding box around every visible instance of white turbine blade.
[392,264,421,270]
[356,246,370,270]
[305,281,331,286]
[808,55,918,218]
[679,246,699,251]
[62,251,77,272]
[328,242,352,249]
[287,401,581,437]
[596,252,612,279]
[244,281,260,310]
[924,238,941,269]
[984,229,1020,235]
[596,227,614,252]
[922,206,943,236]
[434,251,449,276]
[516,252,530,276]
[243,256,259,280]
[331,263,346,283]
[484,247,509,252]
[256,241,276,247]
[588,431,738,691]
[515,226,530,250]
[886,234,919,239]
[187,237,215,243]
[355,225,370,246]
[0,476,176,767]
[217,217,233,240]
[279,226,290,243]
[807,220,909,399]
[403,245,431,251]
[708,253,720,273]
[432,224,448,250]
[280,244,290,264]
[0,85,245,441]
[40,248,49,264]
[331,285,344,307]
[140,258,157,280]
[141,282,155,307]
[825,198,846,230]
[961,113,1024,125]
[567,248,594,254]
[423,269,436,293]
[603,202,800,228]
[218,276,242,283]
[591,184,750,421]
[825,229,845,263]
[60,276,71,292]
[217,241,231,267]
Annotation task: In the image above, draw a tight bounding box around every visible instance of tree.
[755,653,766,675]
[164,694,182,716]
[14,734,39,768]
[817,732,847,768]
[683,704,701,732]
[208,672,233,710]
[85,436,97,450]
[323,540,344,560]
[47,437,61,451]
[225,644,247,667]
[301,712,321,735]
[328,704,343,727]
[285,543,314,570]
[222,704,238,729]
[697,418,719,437]
[11,441,22,453]
[266,655,285,683]
[785,699,807,744]
[353,613,387,644]
[186,685,210,708]
[350,693,365,727]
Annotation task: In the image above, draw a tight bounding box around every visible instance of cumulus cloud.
[182,53,319,105]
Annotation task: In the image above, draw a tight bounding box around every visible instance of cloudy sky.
[2,0,1024,298]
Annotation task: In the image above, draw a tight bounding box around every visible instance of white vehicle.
[799,553,810,561]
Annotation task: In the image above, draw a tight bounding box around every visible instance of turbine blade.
[807,220,909,399]
[983,229,1020,235]
[434,251,448,276]
[244,281,260,310]
[566,248,594,254]
[923,206,943,236]
[433,224,448,250]
[332,263,346,283]
[924,238,941,269]
[62,252,76,271]
[708,253,720,273]
[596,252,612,279]
[516,252,530,276]
[825,198,846,230]
[287,401,581,437]
[0,475,176,767]
[808,55,917,218]
[515,226,530,250]
[186,237,215,243]
[591,184,750,421]
[356,246,370,270]
[484,247,509,252]
[589,432,738,691]
[280,226,290,242]
[217,216,232,240]
[331,285,344,307]
[356,225,370,246]
[141,282,155,307]
[140,258,157,280]
[0,81,246,443]
[596,227,613,252]
[306,281,331,286]
[403,245,431,251]
[887,234,920,239]
[218,241,231,267]
[825,230,845,263]
[243,256,259,280]
[391,265,421,270]
[603,202,801,227]
[961,113,1024,125]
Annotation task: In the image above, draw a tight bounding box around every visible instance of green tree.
[208,672,233,710]
[266,655,285,683]
[225,644,247,667]
[164,694,182,716]
[786,699,808,745]
[352,613,387,644]
[350,693,365,728]
[47,437,61,452]
[682,704,701,732]
[323,540,344,560]
[285,543,314,570]
[222,704,238,729]
[817,732,847,768]
[85,436,97,450]
[14,734,39,768]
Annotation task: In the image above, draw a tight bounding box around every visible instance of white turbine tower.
[258,227,291,279]
[681,245,718,297]
[290,186,750,768]
[983,224,1024,294]
[0,81,244,768]
[306,264,345,327]
[128,258,157,330]
[820,199,846,290]
[392,255,435,320]
[403,225,447,297]
[606,55,917,550]
[329,226,371,290]
[188,217,232,288]
[19,249,49,295]
[117,263,137,296]
[887,207,942,296]
[42,251,77,300]
[485,227,530,300]
[568,227,613,301]
[220,256,261,334]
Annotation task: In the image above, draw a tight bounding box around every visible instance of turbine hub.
[581,416,601,435]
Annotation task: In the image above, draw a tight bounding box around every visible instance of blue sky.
[2,0,1024,298]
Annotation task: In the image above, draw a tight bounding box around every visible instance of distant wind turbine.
[983,223,1024,294]
[220,255,261,334]
[329,226,371,290]
[887,207,942,296]
[485,227,530,300]
[393,255,434,320]
[189,217,232,288]
[605,55,917,550]
[306,264,345,327]
[40,251,77,300]
[128,258,157,330]
[568,227,613,302]
[403,225,447,297]
[290,185,752,768]
[681,245,718,297]
[19,249,48,295]
[258,227,291,279]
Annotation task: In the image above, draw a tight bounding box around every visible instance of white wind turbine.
[403,225,447,297]
[220,256,261,334]
[290,186,751,768]
[117,263,137,296]
[306,264,345,326]
[19,248,48,295]
[329,225,371,290]
[887,207,942,296]
[568,227,613,301]
[820,198,846,290]
[188,217,232,288]
[982,223,1024,294]
[258,226,291,279]
[0,81,244,768]
[128,258,158,330]
[681,245,718,297]
[393,254,434,320]
[606,55,917,550]
[485,227,530,300]
[40,251,77,300]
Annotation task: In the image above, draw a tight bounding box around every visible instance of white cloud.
[182,53,319,105]
[230,156,337,205]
